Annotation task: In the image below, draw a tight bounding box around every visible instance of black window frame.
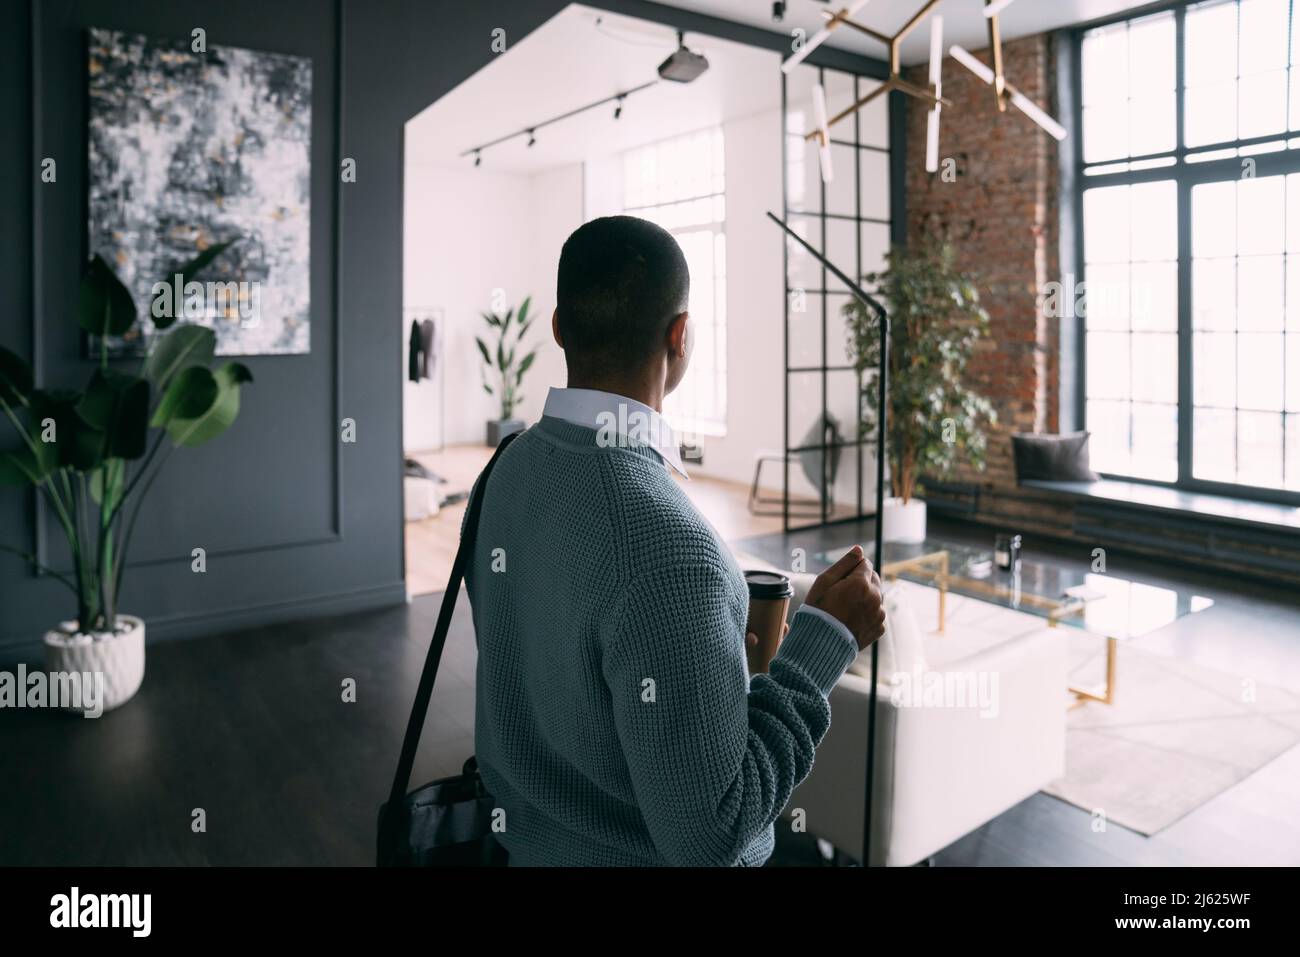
[1065,0,1300,506]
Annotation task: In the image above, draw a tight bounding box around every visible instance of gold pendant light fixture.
[949,0,1068,140]
[784,0,1067,182]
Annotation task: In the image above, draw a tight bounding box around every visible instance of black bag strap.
[386,431,520,810]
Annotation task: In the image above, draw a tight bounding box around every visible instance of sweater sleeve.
[601,561,859,866]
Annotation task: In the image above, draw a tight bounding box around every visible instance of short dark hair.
[556,215,689,373]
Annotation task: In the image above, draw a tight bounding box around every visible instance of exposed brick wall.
[903,33,1062,525]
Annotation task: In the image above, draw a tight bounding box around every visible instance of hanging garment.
[420,318,437,380]
[408,319,423,383]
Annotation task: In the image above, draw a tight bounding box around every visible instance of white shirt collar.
[542,387,689,479]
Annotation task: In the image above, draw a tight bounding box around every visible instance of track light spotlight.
[460,80,656,166]
[772,1,786,22]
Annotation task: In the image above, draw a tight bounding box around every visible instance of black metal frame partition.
[780,69,901,532]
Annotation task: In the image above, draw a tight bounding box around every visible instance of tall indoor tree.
[844,239,995,539]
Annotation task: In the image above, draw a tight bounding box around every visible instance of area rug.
[1043,633,1300,835]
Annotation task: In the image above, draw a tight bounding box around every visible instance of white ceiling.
[405,5,780,174]
[660,0,1158,65]
[406,0,1157,174]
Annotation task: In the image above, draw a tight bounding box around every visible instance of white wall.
[402,161,582,451]
[583,152,622,221]
[689,107,785,491]
[517,164,584,425]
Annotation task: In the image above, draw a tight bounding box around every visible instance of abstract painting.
[87,28,312,356]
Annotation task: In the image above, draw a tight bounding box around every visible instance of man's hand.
[805,544,886,651]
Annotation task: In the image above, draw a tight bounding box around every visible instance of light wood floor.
[404,444,789,596]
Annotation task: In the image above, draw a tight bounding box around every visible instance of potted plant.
[0,243,252,712]
[476,296,538,446]
[843,240,995,543]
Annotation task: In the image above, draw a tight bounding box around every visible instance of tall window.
[621,127,727,438]
[1077,0,1300,498]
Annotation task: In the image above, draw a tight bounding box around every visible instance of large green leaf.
[165,362,253,448]
[0,447,48,486]
[475,337,492,367]
[177,240,236,285]
[154,240,237,330]
[29,389,102,471]
[516,296,531,328]
[151,366,220,429]
[77,370,150,460]
[78,254,136,339]
[516,350,537,383]
[143,324,216,391]
[0,346,33,407]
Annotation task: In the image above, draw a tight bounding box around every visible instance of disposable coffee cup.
[744,570,793,676]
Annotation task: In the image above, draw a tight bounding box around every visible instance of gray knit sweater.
[465,415,858,866]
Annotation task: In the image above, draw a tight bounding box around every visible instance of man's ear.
[551,308,563,349]
[666,312,689,358]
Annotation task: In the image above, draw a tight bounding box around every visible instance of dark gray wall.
[1,0,886,655]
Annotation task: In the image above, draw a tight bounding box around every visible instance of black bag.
[377,433,519,867]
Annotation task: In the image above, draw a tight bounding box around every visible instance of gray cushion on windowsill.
[1011,431,1100,483]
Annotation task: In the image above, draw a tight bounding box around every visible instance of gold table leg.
[1067,635,1117,707]
[880,549,950,636]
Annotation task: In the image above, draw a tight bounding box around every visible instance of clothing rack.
[405,306,447,452]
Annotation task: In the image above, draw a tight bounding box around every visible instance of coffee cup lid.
[744,569,793,599]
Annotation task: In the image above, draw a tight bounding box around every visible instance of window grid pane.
[1081,11,1177,162]
[1083,181,1179,481]
[621,127,727,438]
[1190,172,1297,490]
[1079,0,1300,497]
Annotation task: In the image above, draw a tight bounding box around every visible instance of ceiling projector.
[658,32,709,83]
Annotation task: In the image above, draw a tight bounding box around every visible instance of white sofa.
[736,554,1067,866]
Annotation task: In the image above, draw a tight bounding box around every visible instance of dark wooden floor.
[0,596,470,866]
[1,515,1296,866]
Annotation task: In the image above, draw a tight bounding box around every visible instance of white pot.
[882,497,927,544]
[42,615,145,714]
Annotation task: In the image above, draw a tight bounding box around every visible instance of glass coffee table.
[818,540,1214,706]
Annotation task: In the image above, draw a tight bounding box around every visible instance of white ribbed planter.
[882,497,927,544]
[43,615,145,714]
